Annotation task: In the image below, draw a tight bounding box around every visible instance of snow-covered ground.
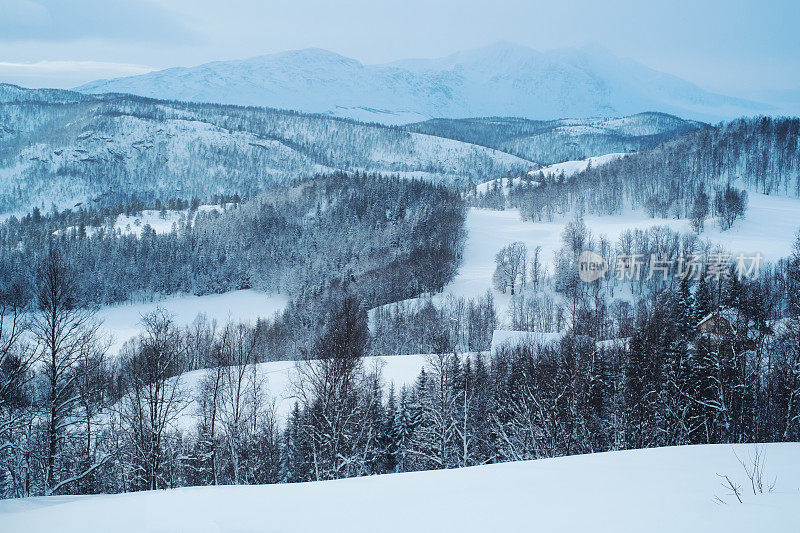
[2,443,797,532]
[169,353,436,429]
[97,290,289,355]
[476,152,627,194]
[374,192,800,327]
[490,330,564,354]
[530,152,629,178]
[112,209,185,236]
[56,204,229,238]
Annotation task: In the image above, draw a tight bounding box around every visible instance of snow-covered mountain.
[75,43,768,124]
[0,85,532,214]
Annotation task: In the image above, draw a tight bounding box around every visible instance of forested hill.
[506,116,800,222]
[0,84,531,214]
[0,84,96,104]
[405,112,705,164]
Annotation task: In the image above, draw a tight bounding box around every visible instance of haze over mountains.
[75,42,769,125]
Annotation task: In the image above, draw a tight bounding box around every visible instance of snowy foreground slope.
[1,443,797,532]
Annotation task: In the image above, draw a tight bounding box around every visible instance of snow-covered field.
[530,152,629,178]
[57,204,230,238]
[172,353,433,427]
[2,443,797,532]
[476,152,627,194]
[112,204,229,236]
[374,192,800,327]
[97,290,289,355]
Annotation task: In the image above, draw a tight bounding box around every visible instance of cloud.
[0,0,198,43]
[0,60,156,89]
[0,60,153,73]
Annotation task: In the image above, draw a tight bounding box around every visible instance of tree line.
[0,174,465,357]
[0,88,528,214]
[470,117,800,227]
[1,227,798,497]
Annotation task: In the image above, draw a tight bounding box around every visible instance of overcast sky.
[1,0,798,100]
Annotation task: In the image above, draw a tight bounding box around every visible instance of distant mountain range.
[75,42,770,124]
[0,84,705,214]
[0,84,531,214]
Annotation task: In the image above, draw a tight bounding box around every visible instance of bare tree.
[493,242,528,296]
[196,363,223,486]
[292,296,377,480]
[529,245,543,290]
[117,309,187,490]
[717,473,743,503]
[73,332,110,493]
[216,323,261,484]
[735,445,776,495]
[0,282,37,497]
[409,332,459,470]
[690,190,709,233]
[30,249,108,495]
[186,314,216,371]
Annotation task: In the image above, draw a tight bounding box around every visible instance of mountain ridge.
[405,112,706,164]
[0,85,534,214]
[74,43,769,124]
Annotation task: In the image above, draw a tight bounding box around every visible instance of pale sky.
[1,0,798,101]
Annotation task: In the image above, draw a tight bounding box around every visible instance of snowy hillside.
[74,43,767,124]
[0,83,94,104]
[408,112,704,164]
[54,204,230,238]
[0,87,532,214]
[97,290,289,355]
[529,152,629,178]
[376,191,800,327]
[170,353,435,429]
[1,443,797,532]
[476,152,628,194]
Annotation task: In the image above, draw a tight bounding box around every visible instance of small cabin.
[696,307,767,352]
[697,313,726,333]
[696,308,740,334]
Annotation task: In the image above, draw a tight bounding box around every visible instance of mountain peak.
[467,40,536,55]
[254,47,360,66]
[74,44,768,124]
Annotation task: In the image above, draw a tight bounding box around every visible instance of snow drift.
[1,443,797,532]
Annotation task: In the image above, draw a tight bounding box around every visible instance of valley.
[1,22,799,532]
